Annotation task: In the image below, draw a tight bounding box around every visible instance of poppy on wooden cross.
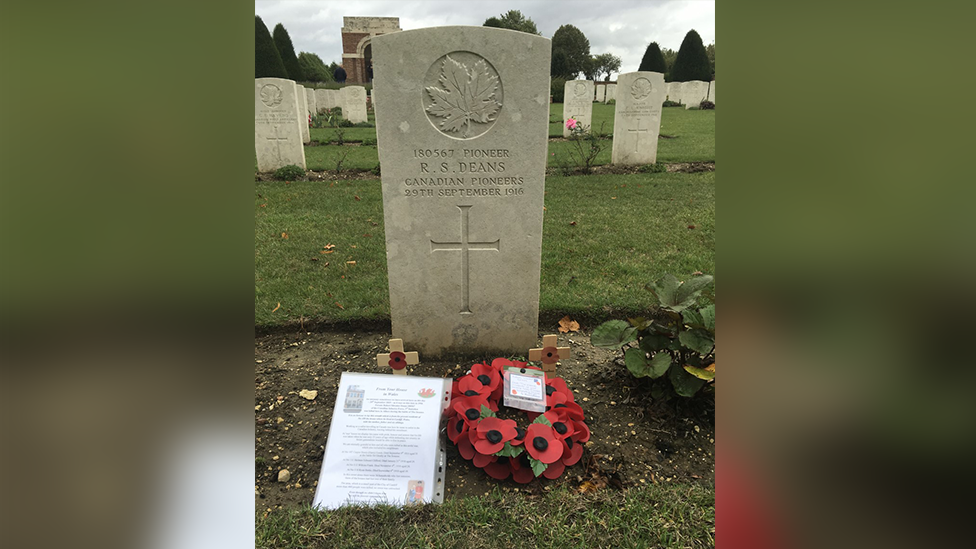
[528,335,570,373]
[376,338,419,376]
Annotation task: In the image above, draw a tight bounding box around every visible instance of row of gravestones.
[591,80,715,107]
[255,27,708,357]
[255,78,371,172]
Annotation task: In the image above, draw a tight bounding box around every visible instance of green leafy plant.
[361,137,376,146]
[699,100,715,110]
[663,100,682,107]
[591,273,714,398]
[273,164,305,181]
[560,117,607,174]
[637,163,667,173]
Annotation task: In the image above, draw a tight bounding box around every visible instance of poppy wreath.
[447,358,590,482]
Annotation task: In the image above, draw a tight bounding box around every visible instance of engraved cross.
[267,124,289,161]
[430,205,499,315]
[628,118,649,153]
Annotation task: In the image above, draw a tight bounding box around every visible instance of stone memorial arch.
[340,16,401,84]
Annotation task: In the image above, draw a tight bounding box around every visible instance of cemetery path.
[255,326,714,511]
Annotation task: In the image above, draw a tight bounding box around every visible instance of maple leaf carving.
[426,56,501,138]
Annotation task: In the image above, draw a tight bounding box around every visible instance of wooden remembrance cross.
[377,338,419,376]
[529,335,570,374]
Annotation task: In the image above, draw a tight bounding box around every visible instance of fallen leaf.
[687,225,696,229]
[558,315,580,333]
[363,233,372,237]
[335,302,344,309]
[346,261,356,265]
[611,197,617,200]
[321,250,334,254]
[260,203,267,208]
[324,243,335,250]
[281,232,289,238]
[350,245,357,248]
[272,302,280,313]
[354,195,361,201]
[569,221,577,226]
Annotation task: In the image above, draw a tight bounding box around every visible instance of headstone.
[372,26,550,356]
[312,372,451,509]
[595,84,606,103]
[297,86,311,144]
[605,82,616,103]
[315,88,335,113]
[340,86,368,123]
[562,80,593,137]
[681,80,709,109]
[306,88,318,118]
[610,71,666,166]
[667,81,680,103]
[254,78,306,172]
[707,80,715,103]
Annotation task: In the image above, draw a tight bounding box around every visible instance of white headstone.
[255,78,306,172]
[681,80,709,109]
[605,82,616,103]
[595,84,606,102]
[297,86,310,144]
[340,86,368,124]
[562,80,593,137]
[306,88,318,118]
[707,80,715,103]
[315,88,334,113]
[611,72,666,166]
[373,26,551,356]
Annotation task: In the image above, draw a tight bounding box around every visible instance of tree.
[482,10,540,35]
[550,50,571,79]
[551,25,590,79]
[255,16,287,78]
[298,52,333,82]
[670,29,712,82]
[705,42,715,78]
[272,23,304,81]
[638,42,668,73]
[592,53,622,81]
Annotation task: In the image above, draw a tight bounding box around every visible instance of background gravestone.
[707,80,715,103]
[297,85,310,144]
[314,88,332,113]
[373,26,551,356]
[681,80,709,109]
[605,82,616,103]
[306,88,317,119]
[340,86,368,123]
[562,80,593,136]
[595,84,606,103]
[611,71,666,166]
[255,77,306,172]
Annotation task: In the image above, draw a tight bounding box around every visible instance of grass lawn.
[255,171,714,327]
[257,483,714,549]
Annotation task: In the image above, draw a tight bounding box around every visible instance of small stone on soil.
[277,469,290,483]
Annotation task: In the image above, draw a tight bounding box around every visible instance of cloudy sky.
[255,0,714,75]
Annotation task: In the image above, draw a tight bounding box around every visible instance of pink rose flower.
[565,118,577,130]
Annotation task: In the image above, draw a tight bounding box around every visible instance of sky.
[255,0,714,76]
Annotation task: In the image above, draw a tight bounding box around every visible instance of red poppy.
[474,417,517,454]
[452,395,488,423]
[470,362,501,392]
[510,455,535,484]
[484,459,511,480]
[509,426,527,446]
[458,375,491,399]
[525,423,562,464]
[542,459,565,479]
[551,401,585,422]
[472,451,496,468]
[572,419,591,443]
[539,346,560,364]
[447,415,470,444]
[457,436,476,460]
[542,410,575,440]
[388,351,407,370]
[546,377,574,402]
[562,436,584,466]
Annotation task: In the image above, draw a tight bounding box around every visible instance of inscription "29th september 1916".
[403,148,525,198]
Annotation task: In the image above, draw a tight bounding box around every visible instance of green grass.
[304,144,380,172]
[255,171,714,327]
[309,127,377,143]
[256,483,714,549]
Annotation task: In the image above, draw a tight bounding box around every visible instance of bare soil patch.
[255,326,714,511]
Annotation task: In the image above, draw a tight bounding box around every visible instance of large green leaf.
[669,364,707,397]
[625,348,650,377]
[683,364,715,381]
[700,304,715,332]
[591,320,638,349]
[639,333,672,353]
[650,274,713,312]
[480,405,496,418]
[648,352,672,379]
[681,309,704,329]
[494,442,524,458]
[532,414,552,427]
[679,329,714,355]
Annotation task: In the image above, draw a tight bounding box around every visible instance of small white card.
[509,373,544,400]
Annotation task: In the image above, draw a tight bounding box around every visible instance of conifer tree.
[670,30,712,82]
[255,16,287,79]
[273,23,305,82]
[638,42,668,73]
